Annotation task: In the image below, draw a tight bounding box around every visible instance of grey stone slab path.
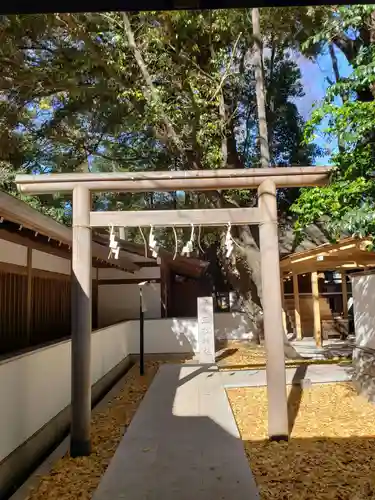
[92,364,259,500]
[221,363,352,388]
[290,338,354,359]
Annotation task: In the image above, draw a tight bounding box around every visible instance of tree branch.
[121,12,184,155]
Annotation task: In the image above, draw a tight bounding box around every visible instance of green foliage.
[0,9,322,229]
[292,5,375,240]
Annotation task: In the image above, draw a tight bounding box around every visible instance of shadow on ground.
[215,348,239,363]
[287,364,308,434]
[243,436,375,499]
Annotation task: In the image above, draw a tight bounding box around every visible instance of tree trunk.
[237,227,301,357]
[216,9,299,358]
[252,8,270,168]
[123,11,300,357]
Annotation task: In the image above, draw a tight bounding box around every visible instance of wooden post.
[293,274,302,340]
[70,185,92,457]
[311,271,322,348]
[160,258,169,318]
[280,277,287,335]
[341,272,348,318]
[92,267,99,330]
[139,287,145,376]
[258,179,288,440]
[26,247,33,343]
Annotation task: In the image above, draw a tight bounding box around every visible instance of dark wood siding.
[0,269,71,355]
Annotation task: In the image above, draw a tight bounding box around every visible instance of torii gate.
[16,166,331,456]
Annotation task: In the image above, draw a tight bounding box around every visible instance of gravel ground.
[23,361,162,500]
[216,341,349,369]
[216,341,269,367]
[227,383,375,499]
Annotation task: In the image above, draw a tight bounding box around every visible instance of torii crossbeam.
[16,166,331,456]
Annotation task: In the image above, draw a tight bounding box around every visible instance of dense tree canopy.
[3,6,375,346]
[0,11,319,187]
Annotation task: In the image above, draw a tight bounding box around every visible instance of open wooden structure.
[280,237,375,347]
[16,166,331,455]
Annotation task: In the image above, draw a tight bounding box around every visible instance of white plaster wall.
[98,267,160,280]
[214,312,255,340]
[126,318,198,354]
[32,250,70,275]
[352,273,375,349]
[0,323,130,463]
[126,312,255,355]
[0,239,27,266]
[98,284,161,325]
[0,311,255,463]
[0,238,71,275]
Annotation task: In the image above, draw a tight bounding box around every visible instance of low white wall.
[352,273,375,349]
[351,272,375,400]
[98,268,161,326]
[127,312,255,354]
[0,323,130,463]
[0,310,254,463]
[214,312,255,340]
[98,283,161,326]
[126,318,198,354]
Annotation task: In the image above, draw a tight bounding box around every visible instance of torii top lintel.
[16,166,332,195]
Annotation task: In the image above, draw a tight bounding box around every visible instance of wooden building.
[0,191,160,356]
[280,237,375,346]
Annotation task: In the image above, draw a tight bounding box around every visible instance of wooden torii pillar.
[16,166,331,454]
[293,274,302,340]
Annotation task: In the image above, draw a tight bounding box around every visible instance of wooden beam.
[93,267,99,329]
[0,221,139,273]
[293,274,302,340]
[283,260,369,275]
[280,238,358,269]
[0,226,71,259]
[92,241,139,272]
[160,258,169,318]
[137,261,159,268]
[341,271,348,318]
[98,278,161,285]
[0,261,70,280]
[16,166,332,195]
[311,271,322,347]
[280,278,287,335]
[280,239,375,273]
[26,247,33,343]
[0,190,72,244]
[90,208,263,228]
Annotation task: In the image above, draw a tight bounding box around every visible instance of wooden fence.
[0,269,71,356]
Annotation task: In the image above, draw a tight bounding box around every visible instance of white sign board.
[197,296,215,364]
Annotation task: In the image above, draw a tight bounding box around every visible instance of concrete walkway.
[221,363,351,388]
[291,337,354,359]
[92,364,259,500]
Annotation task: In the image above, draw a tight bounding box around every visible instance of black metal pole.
[139,288,145,376]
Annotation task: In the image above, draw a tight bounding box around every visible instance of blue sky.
[294,46,352,165]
